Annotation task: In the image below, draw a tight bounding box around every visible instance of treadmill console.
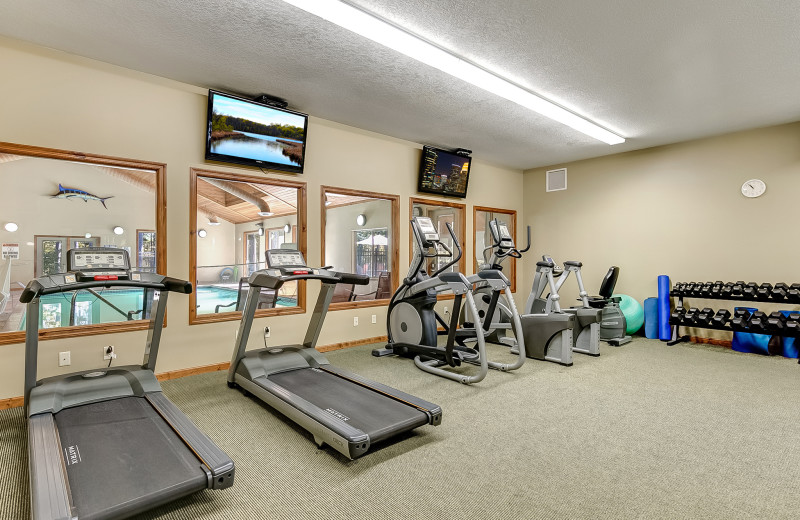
[67,248,133,281]
[265,249,315,276]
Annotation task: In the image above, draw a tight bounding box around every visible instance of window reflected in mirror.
[321,187,399,308]
[474,206,517,292]
[409,197,466,276]
[191,169,306,323]
[0,143,164,345]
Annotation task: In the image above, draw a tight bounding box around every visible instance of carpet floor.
[1,338,799,519]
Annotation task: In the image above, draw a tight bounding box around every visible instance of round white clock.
[741,179,766,198]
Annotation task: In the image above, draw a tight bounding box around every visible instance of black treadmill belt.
[268,368,428,443]
[55,396,208,520]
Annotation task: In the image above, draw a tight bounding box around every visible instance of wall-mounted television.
[417,146,472,198]
[205,90,309,174]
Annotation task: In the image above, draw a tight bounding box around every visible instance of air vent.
[546,168,567,192]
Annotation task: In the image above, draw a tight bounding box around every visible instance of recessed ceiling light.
[113,226,124,235]
[281,0,625,145]
[257,211,274,217]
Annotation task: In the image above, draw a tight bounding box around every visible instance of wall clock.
[741,179,766,198]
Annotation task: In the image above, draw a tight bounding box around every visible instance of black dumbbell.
[720,282,734,297]
[767,312,787,333]
[682,307,700,324]
[785,313,800,335]
[696,307,715,325]
[748,311,770,333]
[671,283,684,297]
[712,309,731,327]
[788,284,800,302]
[742,282,759,298]
[731,281,745,296]
[670,307,686,325]
[701,282,715,297]
[756,283,773,299]
[771,283,789,300]
[710,281,724,297]
[730,308,752,330]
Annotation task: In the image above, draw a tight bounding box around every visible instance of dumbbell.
[785,313,800,335]
[756,283,773,299]
[670,306,686,325]
[671,283,684,297]
[742,282,759,298]
[710,281,724,297]
[682,307,700,324]
[767,312,787,333]
[731,281,745,296]
[730,308,752,330]
[787,284,800,302]
[771,283,789,300]
[695,307,715,325]
[720,282,734,297]
[700,282,715,297]
[748,311,770,333]
[712,309,731,327]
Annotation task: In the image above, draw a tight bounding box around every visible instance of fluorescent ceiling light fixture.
[281,0,625,145]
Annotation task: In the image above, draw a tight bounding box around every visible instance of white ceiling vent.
[546,168,567,192]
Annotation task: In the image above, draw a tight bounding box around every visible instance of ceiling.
[0,1,798,169]
[197,179,298,224]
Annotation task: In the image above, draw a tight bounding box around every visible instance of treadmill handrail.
[247,269,369,290]
[20,276,191,303]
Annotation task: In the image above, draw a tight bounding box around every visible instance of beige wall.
[0,37,524,399]
[523,122,800,338]
[324,199,392,273]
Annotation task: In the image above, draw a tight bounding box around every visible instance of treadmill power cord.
[105,346,117,367]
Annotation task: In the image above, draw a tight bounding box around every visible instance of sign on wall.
[1,244,19,259]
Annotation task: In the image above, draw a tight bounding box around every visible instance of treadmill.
[22,248,235,520]
[227,249,442,459]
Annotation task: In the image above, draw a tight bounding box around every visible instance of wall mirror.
[409,197,467,280]
[190,168,306,324]
[321,186,399,310]
[474,206,518,292]
[0,141,165,345]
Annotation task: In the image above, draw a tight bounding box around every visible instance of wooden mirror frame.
[0,141,166,346]
[189,167,307,324]
[473,205,518,293]
[408,197,467,300]
[320,186,400,310]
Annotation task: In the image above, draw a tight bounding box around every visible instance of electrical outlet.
[353,316,359,326]
[103,345,115,360]
[444,306,449,315]
[264,326,271,338]
[59,351,71,367]
[371,314,377,324]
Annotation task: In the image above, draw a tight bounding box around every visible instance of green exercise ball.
[613,294,644,335]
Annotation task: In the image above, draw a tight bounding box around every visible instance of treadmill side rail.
[146,392,235,489]
[29,414,73,520]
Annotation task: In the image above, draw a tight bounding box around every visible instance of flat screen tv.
[205,90,309,174]
[417,146,472,198]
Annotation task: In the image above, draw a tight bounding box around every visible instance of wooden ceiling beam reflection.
[196,177,298,225]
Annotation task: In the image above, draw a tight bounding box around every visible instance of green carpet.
[2,338,800,519]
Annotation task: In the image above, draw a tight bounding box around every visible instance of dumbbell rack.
[668,282,800,363]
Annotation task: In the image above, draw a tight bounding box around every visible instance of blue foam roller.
[644,297,659,339]
[658,275,671,340]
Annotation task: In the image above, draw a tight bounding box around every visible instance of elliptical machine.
[526,255,602,356]
[466,220,576,366]
[372,216,525,384]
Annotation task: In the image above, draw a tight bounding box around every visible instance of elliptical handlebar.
[431,222,462,277]
[485,219,532,263]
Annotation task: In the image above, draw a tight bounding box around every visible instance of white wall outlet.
[59,351,71,367]
[264,326,271,338]
[444,306,449,315]
[371,314,377,324]
[103,345,115,360]
[353,316,359,326]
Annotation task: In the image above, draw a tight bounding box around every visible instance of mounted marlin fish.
[51,184,113,209]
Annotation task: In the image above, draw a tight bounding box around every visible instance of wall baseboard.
[0,335,388,410]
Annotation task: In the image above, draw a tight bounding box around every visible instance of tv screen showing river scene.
[206,90,308,173]
[417,146,471,198]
